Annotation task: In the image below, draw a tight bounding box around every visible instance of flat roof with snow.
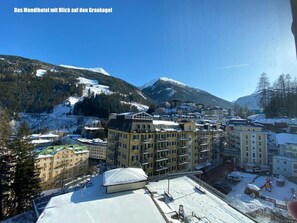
[276,133,297,145]
[146,176,255,223]
[37,175,165,223]
[103,168,147,186]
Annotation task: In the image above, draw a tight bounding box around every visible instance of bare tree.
[257,73,270,109]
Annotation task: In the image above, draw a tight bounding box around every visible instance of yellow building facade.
[228,125,268,169]
[107,112,222,176]
[35,145,89,190]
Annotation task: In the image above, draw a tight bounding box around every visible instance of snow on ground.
[147,176,255,223]
[60,65,110,76]
[77,77,112,96]
[248,114,297,125]
[19,112,97,133]
[137,91,147,99]
[228,172,274,212]
[121,101,149,111]
[253,176,296,202]
[227,171,295,221]
[37,175,165,223]
[36,69,47,77]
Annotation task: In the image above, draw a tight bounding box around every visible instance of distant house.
[103,168,148,194]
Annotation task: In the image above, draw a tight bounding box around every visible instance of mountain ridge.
[141,78,233,109]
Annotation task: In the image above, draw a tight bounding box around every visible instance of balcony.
[179,138,188,141]
[141,160,149,165]
[178,153,188,157]
[155,166,168,172]
[155,157,169,162]
[156,148,169,153]
[178,161,188,166]
[156,138,168,142]
[141,138,153,143]
[142,150,149,155]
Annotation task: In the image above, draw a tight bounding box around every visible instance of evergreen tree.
[0,111,15,220]
[12,122,40,215]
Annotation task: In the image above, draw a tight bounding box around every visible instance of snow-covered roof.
[37,175,165,223]
[247,184,261,191]
[153,120,179,126]
[84,126,102,130]
[146,176,255,223]
[31,139,51,144]
[276,133,297,145]
[103,168,148,186]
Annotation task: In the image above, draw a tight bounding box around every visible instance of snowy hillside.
[77,77,112,96]
[18,76,149,132]
[60,65,110,76]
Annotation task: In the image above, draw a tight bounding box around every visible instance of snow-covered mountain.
[141,77,233,109]
[235,92,261,110]
[60,65,110,76]
[0,55,151,132]
[141,77,186,89]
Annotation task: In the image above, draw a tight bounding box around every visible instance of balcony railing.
[178,161,188,166]
[155,166,168,172]
[178,153,188,157]
[141,160,149,165]
[155,157,169,162]
[156,148,169,152]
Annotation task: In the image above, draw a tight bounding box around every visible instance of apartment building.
[106,112,222,176]
[228,125,268,171]
[76,138,107,160]
[35,144,89,190]
[273,143,297,177]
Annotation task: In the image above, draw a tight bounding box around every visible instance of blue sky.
[0,0,296,101]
